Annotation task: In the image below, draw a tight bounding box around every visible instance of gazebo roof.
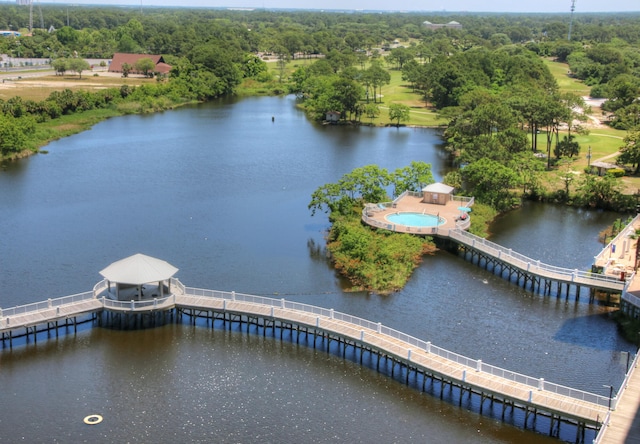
[99,254,178,285]
[422,182,454,194]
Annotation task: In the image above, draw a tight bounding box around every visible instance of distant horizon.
[15,1,640,14]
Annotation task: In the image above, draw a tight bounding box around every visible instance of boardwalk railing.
[360,214,625,292]
[612,350,640,411]
[0,291,94,319]
[593,214,640,266]
[0,281,616,413]
[180,285,611,409]
[442,228,625,291]
[622,289,640,309]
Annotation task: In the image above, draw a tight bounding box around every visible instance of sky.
[37,0,640,14]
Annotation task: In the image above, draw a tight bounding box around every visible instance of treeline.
[0,5,638,213]
[0,55,267,156]
[1,6,639,60]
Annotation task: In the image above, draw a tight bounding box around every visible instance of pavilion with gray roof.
[99,253,178,301]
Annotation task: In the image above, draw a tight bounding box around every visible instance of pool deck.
[365,195,467,231]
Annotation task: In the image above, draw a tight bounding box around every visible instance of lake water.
[0,95,635,443]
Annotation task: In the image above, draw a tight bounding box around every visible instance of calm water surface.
[0,96,635,443]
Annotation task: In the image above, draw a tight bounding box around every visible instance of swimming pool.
[385,212,444,227]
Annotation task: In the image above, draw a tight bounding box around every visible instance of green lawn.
[542,58,592,96]
[367,69,448,127]
[270,59,448,127]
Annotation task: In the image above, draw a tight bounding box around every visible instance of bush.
[606,168,625,178]
[327,213,434,293]
[589,84,609,98]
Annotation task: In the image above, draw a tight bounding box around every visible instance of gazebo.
[99,253,178,301]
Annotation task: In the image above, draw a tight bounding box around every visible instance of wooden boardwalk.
[444,228,626,292]
[362,193,628,295]
[1,280,614,440]
[174,290,609,427]
[597,353,640,443]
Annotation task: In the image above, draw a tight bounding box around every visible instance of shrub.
[606,168,625,178]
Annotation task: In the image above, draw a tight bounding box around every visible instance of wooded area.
[0,5,638,212]
[1,5,639,291]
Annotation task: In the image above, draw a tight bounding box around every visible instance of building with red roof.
[108,53,172,75]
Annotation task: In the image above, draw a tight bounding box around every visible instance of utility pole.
[568,0,576,41]
[28,0,33,32]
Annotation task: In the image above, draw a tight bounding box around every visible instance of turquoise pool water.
[386,212,444,227]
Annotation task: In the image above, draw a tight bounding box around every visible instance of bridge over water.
[363,213,628,299]
[1,278,636,443]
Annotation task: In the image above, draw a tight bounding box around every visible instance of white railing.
[593,351,639,443]
[593,214,640,265]
[100,294,175,311]
[612,349,640,410]
[621,272,640,314]
[359,216,623,290]
[0,291,95,318]
[451,195,475,206]
[170,277,186,295]
[446,228,625,289]
[361,211,451,235]
[592,411,611,444]
[622,290,640,310]
[181,286,612,409]
[93,279,109,296]
[0,281,618,413]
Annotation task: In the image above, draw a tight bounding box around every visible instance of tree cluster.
[309,161,435,293]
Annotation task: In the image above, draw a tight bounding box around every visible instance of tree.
[461,158,521,211]
[0,113,35,156]
[121,62,131,78]
[575,174,621,209]
[604,74,640,111]
[387,47,413,70]
[67,58,90,79]
[331,77,363,120]
[189,44,243,93]
[55,26,78,46]
[51,58,68,76]
[366,60,390,103]
[308,164,390,217]
[274,46,290,83]
[617,129,640,174]
[134,58,156,77]
[242,53,268,78]
[363,103,380,124]
[391,161,434,197]
[388,103,410,127]
[554,135,581,159]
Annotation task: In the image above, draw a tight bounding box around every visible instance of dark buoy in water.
[272,116,275,122]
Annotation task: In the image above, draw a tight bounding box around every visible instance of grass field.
[275,59,448,127]
[539,59,638,191]
[372,69,448,127]
[542,58,592,96]
[0,72,155,102]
